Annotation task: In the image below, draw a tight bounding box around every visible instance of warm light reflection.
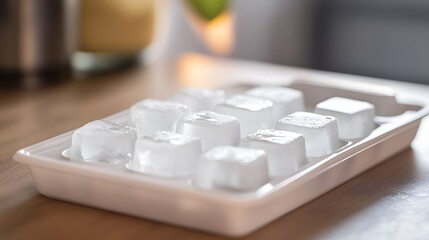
[187,10,235,55]
[202,11,234,54]
[176,54,217,88]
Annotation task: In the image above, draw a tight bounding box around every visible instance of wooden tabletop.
[1,55,429,240]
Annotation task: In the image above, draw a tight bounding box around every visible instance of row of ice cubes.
[70,86,375,192]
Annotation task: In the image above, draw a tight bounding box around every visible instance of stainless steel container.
[0,0,78,87]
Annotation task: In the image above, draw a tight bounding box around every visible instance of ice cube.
[214,95,273,137]
[171,88,226,112]
[70,120,137,164]
[241,129,306,178]
[315,97,375,139]
[126,131,201,178]
[276,112,339,157]
[117,114,136,128]
[176,111,240,151]
[246,86,304,121]
[131,99,188,137]
[195,146,269,191]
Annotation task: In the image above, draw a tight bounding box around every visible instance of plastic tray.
[14,78,429,237]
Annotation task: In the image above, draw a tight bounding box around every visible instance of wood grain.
[1,59,429,240]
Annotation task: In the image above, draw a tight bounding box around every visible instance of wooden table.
[1,55,429,240]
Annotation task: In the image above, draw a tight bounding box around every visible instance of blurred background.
[1,0,428,87]
[157,0,429,85]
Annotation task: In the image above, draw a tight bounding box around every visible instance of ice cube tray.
[14,78,429,237]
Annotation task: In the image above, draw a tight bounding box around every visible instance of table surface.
[1,55,429,240]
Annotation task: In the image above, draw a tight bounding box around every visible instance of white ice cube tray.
[14,79,429,237]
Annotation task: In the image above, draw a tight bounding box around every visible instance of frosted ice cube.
[214,95,273,137]
[196,146,269,191]
[315,97,375,139]
[241,129,306,178]
[276,112,339,157]
[171,88,226,112]
[118,114,136,128]
[176,111,240,151]
[131,99,188,137]
[70,120,137,164]
[246,86,304,121]
[127,131,201,178]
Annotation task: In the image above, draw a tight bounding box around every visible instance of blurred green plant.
[187,0,228,21]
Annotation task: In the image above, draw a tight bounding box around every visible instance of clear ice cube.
[195,146,269,191]
[70,120,137,164]
[171,88,226,112]
[246,86,304,121]
[130,99,188,137]
[315,97,375,139]
[241,129,307,178]
[176,111,240,151]
[276,112,339,157]
[126,131,201,178]
[214,95,273,137]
